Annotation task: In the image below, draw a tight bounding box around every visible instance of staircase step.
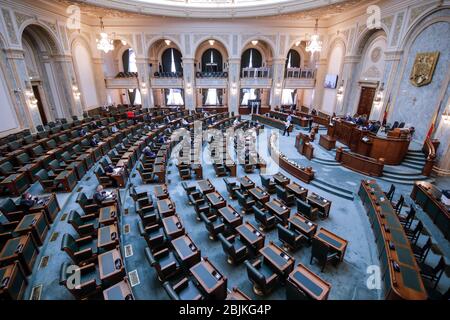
[311,158,340,166]
[403,159,426,166]
[405,154,426,161]
[402,162,425,170]
[383,168,423,176]
[378,176,434,185]
[311,179,354,200]
[407,149,424,154]
[382,172,429,181]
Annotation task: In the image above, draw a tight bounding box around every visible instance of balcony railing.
[285,67,316,79]
[153,72,183,78]
[241,67,272,78]
[196,71,228,78]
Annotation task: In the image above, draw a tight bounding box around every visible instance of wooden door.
[356,86,376,116]
[32,85,47,125]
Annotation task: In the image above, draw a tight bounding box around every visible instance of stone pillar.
[4,49,39,130]
[227,58,240,115]
[136,57,151,108]
[270,58,286,109]
[52,54,79,118]
[312,58,327,110]
[92,57,107,106]
[340,55,361,116]
[182,58,196,110]
[379,50,403,123]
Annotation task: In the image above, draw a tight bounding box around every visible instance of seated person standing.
[19,192,37,211]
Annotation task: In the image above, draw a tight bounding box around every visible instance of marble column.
[380,50,403,123]
[340,55,361,116]
[92,57,107,106]
[136,57,151,108]
[4,49,40,131]
[227,58,240,115]
[312,58,328,110]
[270,58,286,109]
[182,58,196,110]
[52,54,79,118]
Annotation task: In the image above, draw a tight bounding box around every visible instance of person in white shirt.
[282,119,291,136]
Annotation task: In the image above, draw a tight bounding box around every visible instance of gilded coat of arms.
[410,52,440,87]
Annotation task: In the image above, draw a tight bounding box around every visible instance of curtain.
[201,49,223,72]
[166,89,184,105]
[241,49,262,71]
[128,89,136,105]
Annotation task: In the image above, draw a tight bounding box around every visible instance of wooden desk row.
[358,180,427,300]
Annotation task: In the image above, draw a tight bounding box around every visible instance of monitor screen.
[324,74,338,89]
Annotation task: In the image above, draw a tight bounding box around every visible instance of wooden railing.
[421,137,438,176]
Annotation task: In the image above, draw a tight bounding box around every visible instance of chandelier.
[96,18,114,53]
[306,19,322,56]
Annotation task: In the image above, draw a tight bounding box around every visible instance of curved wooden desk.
[411,181,450,240]
[268,134,314,183]
[358,180,427,300]
[329,120,411,165]
[335,147,384,176]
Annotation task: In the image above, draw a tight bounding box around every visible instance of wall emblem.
[409,51,439,87]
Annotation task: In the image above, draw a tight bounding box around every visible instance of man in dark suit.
[19,192,36,211]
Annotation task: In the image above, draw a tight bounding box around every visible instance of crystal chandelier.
[306,19,322,56]
[96,18,114,53]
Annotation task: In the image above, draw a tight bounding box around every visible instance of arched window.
[241,48,262,70]
[161,48,183,73]
[201,49,223,72]
[286,49,301,69]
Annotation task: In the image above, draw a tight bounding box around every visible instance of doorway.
[356,86,376,116]
[32,85,47,125]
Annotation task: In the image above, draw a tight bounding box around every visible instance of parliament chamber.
[0,0,449,307]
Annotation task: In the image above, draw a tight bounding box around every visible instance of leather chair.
[95,166,114,188]
[76,192,100,215]
[162,277,204,300]
[0,215,18,252]
[199,212,225,240]
[48,159,67,174]
[418,256,446,289]
[260,175,276,194]
[310,238,339,272]
[60,233,97,265]
[392,195,405,214]
[398,205,416,230]
[296,199,318,221]
[384,184,395,201]
[412,237,432,263]
[277,225,306,252]
[145,246,181,282]
[59,262,101,300]
[36,169,59,192]
[235,190,255,214]
[214,163,227,177]
[178,164,191,180]
[245,258,279,296]
[0,198,25,222]
[138,220,167,251]
[223,178,240,199]
[253,205,276,231]
[405,221,423,244]
[182,182,197,195]
[137,164,155,184]
[130,187,157,225]
[276,185,295,206]
[68,209,99,237]
[218,233,248,264]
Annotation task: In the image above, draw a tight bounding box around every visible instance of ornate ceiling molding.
[60,0,367,19]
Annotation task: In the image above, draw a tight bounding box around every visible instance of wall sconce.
[295,41,301,47]
[164,39,171,46]
[275,83,282,95]
[72,84,81,100]
[374,82,384,104]
[442,108,450,123]
[230,83,237,95]
[208,39,215,46]
[336,80,344,100]
[185,83,192,95]
[140,82,148,95]
[251,40,258,46]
